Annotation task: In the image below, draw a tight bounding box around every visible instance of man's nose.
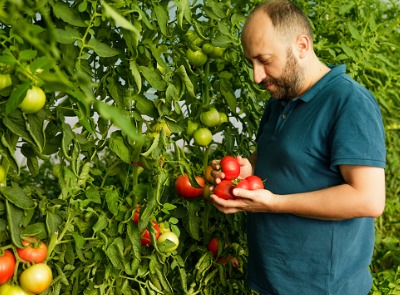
[253,64,266,84]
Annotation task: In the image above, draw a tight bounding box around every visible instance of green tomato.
[210,46,225,58]
[186,30,203,47]
[0,284,34,295]
[0,74,12,90]
[193,128,212,146]
[200,108,221,128]
[19,263,52,294]
[186,49,207,67]
[202,43,214,56]
[186,120,199,137]
[157,231,179,253]
[219,112,228,124]
[19,86,46,114]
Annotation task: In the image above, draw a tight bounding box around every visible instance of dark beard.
[260,48,304,101]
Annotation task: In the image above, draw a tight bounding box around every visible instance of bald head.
[242,0,313,45]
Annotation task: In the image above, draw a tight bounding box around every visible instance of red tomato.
[132,205,140,224]
[245,175,264,190]
[207,237,219,258]
[213,180,235,200]
[19,263,52,294]
[220,156,240,180]
[234,179,249,190]
[0,250,16,284]
[140,221,160,246]
[217,255,239,268]
[16,237,47,264]
[175,174,205,199]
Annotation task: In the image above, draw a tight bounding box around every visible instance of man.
[210,0,386,294]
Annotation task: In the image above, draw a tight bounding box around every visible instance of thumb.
[232,187,254,199]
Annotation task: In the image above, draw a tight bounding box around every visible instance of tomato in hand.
[245,175,264,190]
[157,231,179,253]
[0,249,16,284]
[140,221,160,246]
[19,86,46,114]
[17,237,48,264]
[213,180,235,200]
[234,178,249,190]
[175,174,205,199]
[220,156,240,180]
[19,263,52,294]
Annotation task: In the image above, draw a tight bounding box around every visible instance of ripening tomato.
[175,174,205,199]
[193,128,212,146]
[204,166,215,184]
[220,156,240,180]
[0,284,34,295]
[19,86,46,114]
[16,237,47,264]
[0,250,16,285]
[213,180,235,200]
[140,221,160,246]
[200,108,221,128]
[207,237,219,258]
[157,231,179,253]
[151,121,172,137]
[19,263,52,294]
[245,175,264,190]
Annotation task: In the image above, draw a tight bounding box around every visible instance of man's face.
[242,11,305,101]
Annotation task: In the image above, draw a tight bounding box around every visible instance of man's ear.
[296,34,311,59]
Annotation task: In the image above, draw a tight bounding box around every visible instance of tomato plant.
[19,263,52,294]
[16,237,47,264]
[0,250,16,285]
[175,174,205,199]
[193,128,213,146]
[157,231,179,253]
[213,180,235,200]
[18,86,46,114]
[245,175,264,190]
[220,156,240,180]
[186,48,208,67]
[200,108,221,128]
[0,74,12,90]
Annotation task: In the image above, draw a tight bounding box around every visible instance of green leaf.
[347,23,362,41]
[186,202,200,240]
[129,60,142,94]
[5,82,31,115]
[105,237,126,270]
[87,38,120,58]
[220,78,237,111]
[6,201,24,248]
[134,94,157,118]
[55,27,81,44]
[46,212,63,236]
[53,2,87,27]
[19,49,37,61]
[101,1,141,37]
[174,0,191,28]
[109,136,131,164]
[139,66,167,91]
[176,65,195,97]
[0,186,35,209]
[105,190,119,216]
[341,42,356,58]
[93,212,109,233]
[154,5,169,36]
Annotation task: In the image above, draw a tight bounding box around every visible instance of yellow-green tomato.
[0,284,34,295]
[19,263,52,294]
[0,74,12,90]
[186,120,199,137]
[200,108,221,128]
[193,128,212,146]
[157,231,179,253]
[151,121,172,137]
[0,165,5,183]
[219,112,228,124]
[186,49,207,67]
[19,86,46,114]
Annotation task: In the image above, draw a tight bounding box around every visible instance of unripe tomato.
[0,250,16,285]
[16,237,48,264]
[175,174,205,199]
[19,86,46,114]
[19,263,52,294]
[220,156,240,180]
[0,165,5,183]
[200,108,221,128]
[157,231,179,253]
[0,284,34,295]
[186,31,203,47]
[210,46,225,58]
[186,120,199,137]
[202,43,215,56]
[186,49,207,67]
[0,74,12,90]
[151,121,172,137]
[193,128,212,146]
[219,112,228,124]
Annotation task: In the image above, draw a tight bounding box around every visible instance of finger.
[231,187,255,200]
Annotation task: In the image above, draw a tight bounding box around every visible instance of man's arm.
[211,165,385,220]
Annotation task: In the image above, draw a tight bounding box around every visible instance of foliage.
[0,0,398,294]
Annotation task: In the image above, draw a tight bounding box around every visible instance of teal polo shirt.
[248,65,386,294]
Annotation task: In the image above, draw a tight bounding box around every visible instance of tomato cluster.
[213,156,264,200]
[0,238,52,294]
